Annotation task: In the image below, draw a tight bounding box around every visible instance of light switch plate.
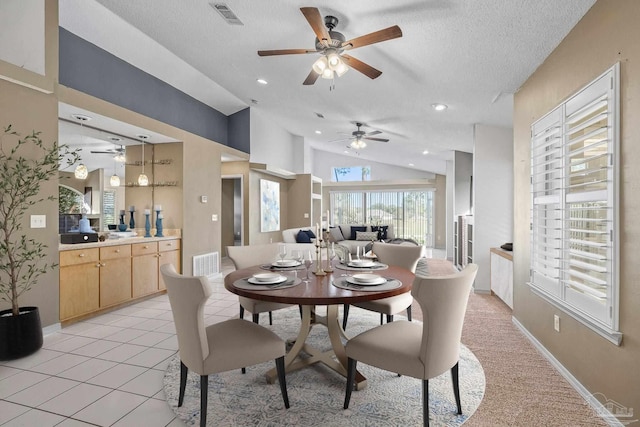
[304,213,309,218]
[201,195,208,203]
[30,215,46,228]
[211,214,218,221]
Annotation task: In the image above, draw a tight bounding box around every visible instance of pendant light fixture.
[73,114,91,179]
[110,158,120,187]
[137,135,149,186]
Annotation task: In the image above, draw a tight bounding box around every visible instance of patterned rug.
[163,307,485,426]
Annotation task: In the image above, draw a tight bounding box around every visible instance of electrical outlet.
[30,215,46,228]
[554,314,560,332]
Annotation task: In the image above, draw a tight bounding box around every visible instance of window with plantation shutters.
[529,63,620,345]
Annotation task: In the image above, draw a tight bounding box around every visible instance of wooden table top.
[224,264,415,305]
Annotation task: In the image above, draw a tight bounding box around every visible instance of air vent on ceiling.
[210,3,243,25]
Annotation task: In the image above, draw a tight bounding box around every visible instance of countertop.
[59,235,180,251]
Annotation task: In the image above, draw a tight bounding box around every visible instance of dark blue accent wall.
[59,27,250,153]
[228,108,250,153]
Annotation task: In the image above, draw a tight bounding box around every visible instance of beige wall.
[513,0,639,412]
[434,174,446,249]
[0,79,60,326]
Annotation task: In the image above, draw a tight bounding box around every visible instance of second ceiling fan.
[332,122,389,150]
[258,7,402,85]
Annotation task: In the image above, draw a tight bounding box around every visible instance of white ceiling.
[59,0,596,174]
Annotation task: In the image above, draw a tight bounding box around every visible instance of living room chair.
[344,264,478,427]
[160,264,290,427]
[227,244,293,325]
[342,242,425,329]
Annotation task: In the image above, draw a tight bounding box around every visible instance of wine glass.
[304,250,313,279]
[278,243,287,263]
[292,250,303,266]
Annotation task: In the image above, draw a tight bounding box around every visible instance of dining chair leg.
[178,361,188,407]
[200,375,208,427]
[342,304,350,330]
[239,305,245,320]
[451,362,462,414]
[386,314,394,323]
[269,311,273,325]
[241,367,246,374]
[380,313,384,325]
[423,379,429,427]
[344,357,357,409]
[252,313,259,324]
[407,305,412,321]
[275,356,290,409]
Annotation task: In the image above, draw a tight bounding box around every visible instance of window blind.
[529,63,620,344]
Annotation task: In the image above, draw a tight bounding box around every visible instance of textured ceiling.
[59,0,596,174]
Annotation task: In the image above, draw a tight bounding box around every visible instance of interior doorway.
[221,175,243,256]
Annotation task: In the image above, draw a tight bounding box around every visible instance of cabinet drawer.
[132,242,158,256]
[100,245,132,260]
[158,239,180,252]
[60,248,99,267]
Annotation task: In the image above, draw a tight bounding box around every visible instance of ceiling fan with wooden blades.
[331,122,389,149]
[258,7,402,85]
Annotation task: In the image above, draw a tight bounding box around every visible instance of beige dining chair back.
[343,242,426,329]
[344,264,478,427]
[160,264,289,427]
[227,244,293,325]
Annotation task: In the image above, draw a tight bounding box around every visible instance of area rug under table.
[163,307,485,426]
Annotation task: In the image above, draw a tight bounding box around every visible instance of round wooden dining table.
[224,261,415,390]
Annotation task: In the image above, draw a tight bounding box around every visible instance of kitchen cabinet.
[158,239,180,290]
[132,242,159,298]
[60,248,100,321]
[99,244,132,307]
[59,237,181,322]
[490,248,513,309]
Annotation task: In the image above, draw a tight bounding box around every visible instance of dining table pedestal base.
[264,304,368,390]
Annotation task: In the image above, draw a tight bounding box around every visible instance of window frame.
[529,63,621,345]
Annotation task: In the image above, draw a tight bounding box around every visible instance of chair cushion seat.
[203,319,285,374]
[346,320,425,378]
[353,292,414,315]
[238,296,292,314]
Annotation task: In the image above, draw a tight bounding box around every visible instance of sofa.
[282,224,395,255]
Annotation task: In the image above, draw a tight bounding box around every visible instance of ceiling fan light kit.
[258,7,402,85]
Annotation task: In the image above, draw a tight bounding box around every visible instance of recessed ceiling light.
[422,150,429,155]
[343,150,349,154]
[431,103,448,111]
[409,163,415,167]
[71,114,92,122]
[315,130,322,134]
[257,78,268,85]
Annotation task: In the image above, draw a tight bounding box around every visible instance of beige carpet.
[411,291,607,426]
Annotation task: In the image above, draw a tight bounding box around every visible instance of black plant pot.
[0,306,43,361]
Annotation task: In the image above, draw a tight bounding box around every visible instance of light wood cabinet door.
[100,257,132,307]
[158,250,180,290]
[133,253,158,298]
[60,262,100,321]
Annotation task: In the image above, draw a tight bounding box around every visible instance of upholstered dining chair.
[227,244,293,325]
[342,241,426,329]
[344,264,478,427]
[160,264,290,427]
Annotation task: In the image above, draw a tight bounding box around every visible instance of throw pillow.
[356,231,379,241]
[296,230,312,243]
[328,227,344,242]
[349,226,367,240]
[371,225,389,240]
[304,229,316,239]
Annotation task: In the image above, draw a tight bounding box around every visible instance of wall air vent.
[210,3,244,25]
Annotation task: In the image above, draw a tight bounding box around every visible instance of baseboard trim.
[511,317,625,427]
[43,322,61,336]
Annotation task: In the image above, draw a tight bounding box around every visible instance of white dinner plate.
[272,260,300,267]
[346,276,387,286]
[351,274,382,283]
[247,275,287,285]
[348,260,376,268]
[252,273,282,282]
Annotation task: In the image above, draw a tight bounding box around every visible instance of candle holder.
[324,231,334,272]
[129,209,135,230]
[314,238,326,276]
[155,210,164,237]
[144,212,152,237]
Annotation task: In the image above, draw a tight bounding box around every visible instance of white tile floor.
[0,258,242,427]
[0,249,444,426]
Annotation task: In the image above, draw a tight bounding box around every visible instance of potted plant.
[0,125,79,360]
